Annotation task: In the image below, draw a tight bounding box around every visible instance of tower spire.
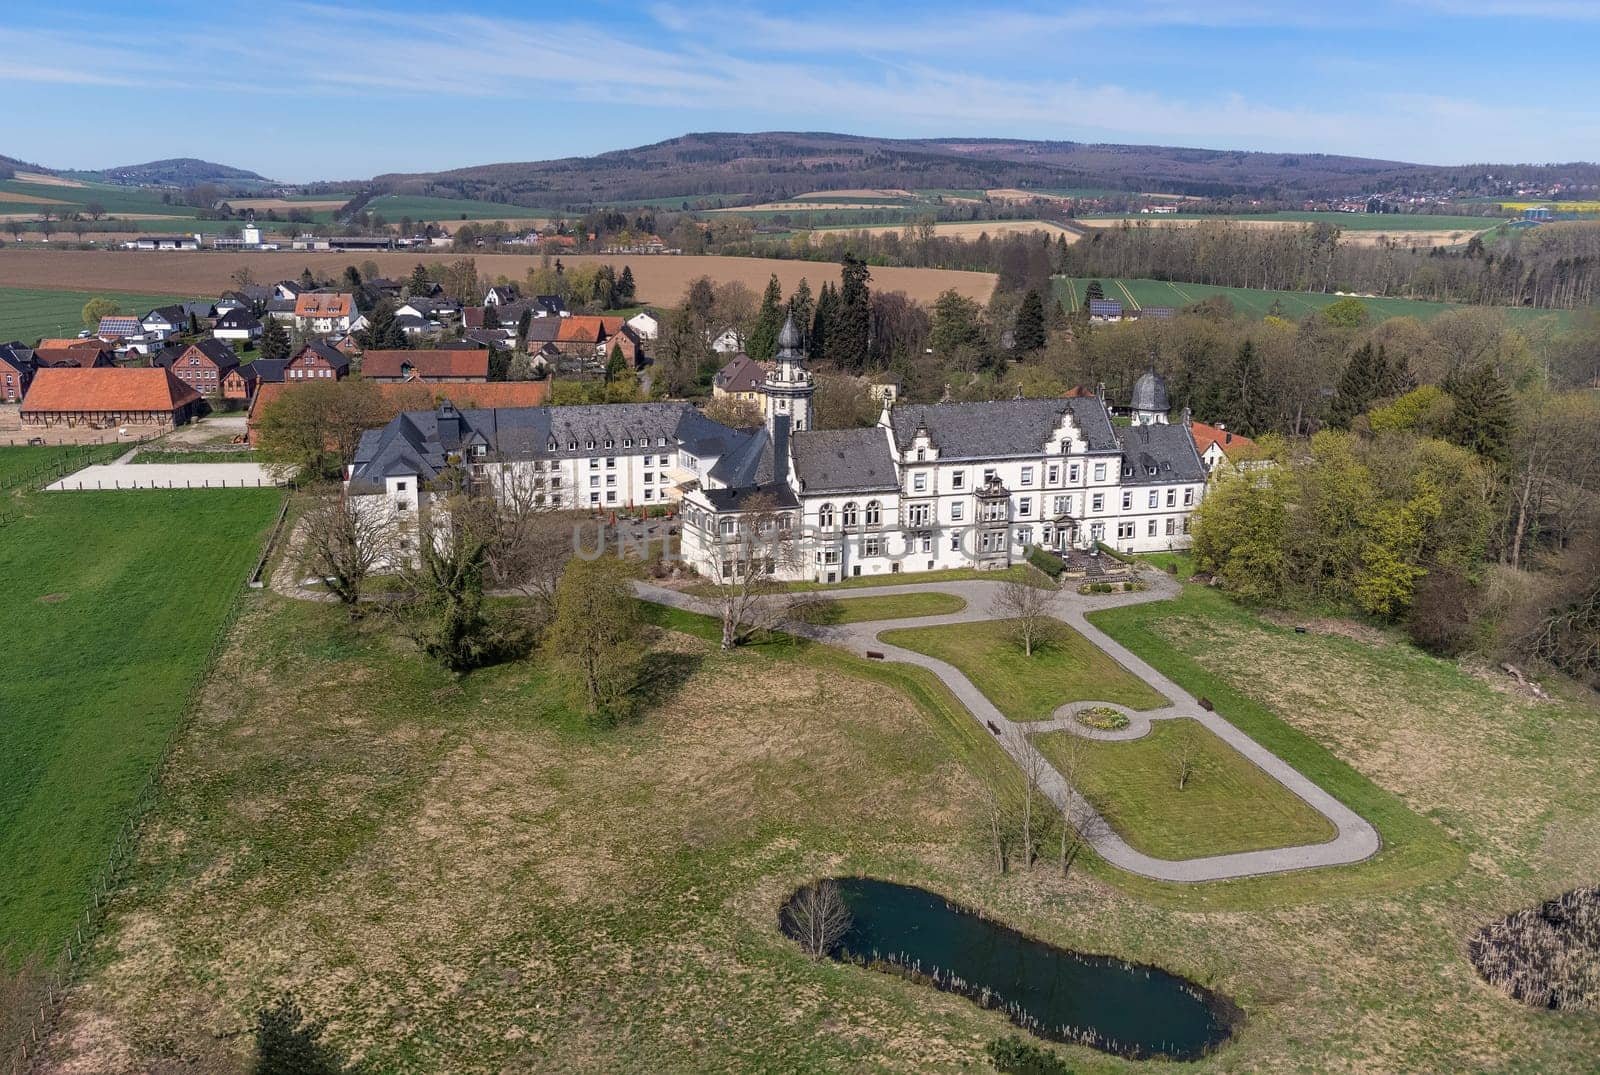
[764,313,813,432]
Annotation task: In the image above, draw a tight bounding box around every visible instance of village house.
[220,363,261,401]
[212,307,263,344]
[1189,419,1258,473]
[360,349,490,384]
[141,305,189,344]
[293,293,356,335]
[710,327,743,354]
[284,341,351,381]
[32,345,116,370]
[712,353,770,404]
[155,339,241,399]
[0,344,36,403]
[21,367,203,429]
[625,310,661,341]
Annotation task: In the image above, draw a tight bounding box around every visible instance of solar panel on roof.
[1088,300,1123,316]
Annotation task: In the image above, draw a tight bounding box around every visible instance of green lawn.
[0,480,283,958]
[0,286,198,343]
[792,591,966,624]
[880,618,1167,718]
[130,449,257,465]
[1037,720,1336,859]
[1053,276,1577,330]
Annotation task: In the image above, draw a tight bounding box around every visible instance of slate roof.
[888,397,1120,459]
[154,339,238,372]
[714,353,769,394]
[249,359,287,383]
[290,341,351,373]
[790,427,899,494]
[215,307,262,330]
[347,401,744,493]
[1115,421,1206,485]
[1131,370,1169,413]
[522,319,562,343]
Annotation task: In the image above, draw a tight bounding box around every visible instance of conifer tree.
[1330,342,1386,427]
[746,274,785,361]
[810,282,837,364]
[259,314,290,362]
[787,278,813,348]
[828,254,871,373]
[253,996,348,1075]
[1443,362,1514,462]
[617,265,636,305]
[1013,289,1047,352]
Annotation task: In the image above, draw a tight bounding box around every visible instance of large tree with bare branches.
[298,493,397,612]
[783,880,852,959]
[693,493,802,650]
[992,574,1059,657]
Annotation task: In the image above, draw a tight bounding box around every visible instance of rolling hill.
[343,131,1600,211]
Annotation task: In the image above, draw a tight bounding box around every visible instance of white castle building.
[346,316,1206,582]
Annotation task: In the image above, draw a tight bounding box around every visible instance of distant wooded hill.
[0,154,271,188]
[337,131,1600,209]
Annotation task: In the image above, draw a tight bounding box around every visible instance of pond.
[781,878,1235,1060]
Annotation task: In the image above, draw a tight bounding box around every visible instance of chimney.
[770,414,790,487]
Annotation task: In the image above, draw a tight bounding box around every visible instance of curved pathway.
[633,572,1382,883]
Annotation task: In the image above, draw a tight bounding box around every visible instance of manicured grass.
[792,590,966,624]
[0,485,283,958]
[1037,720,1336,859]
[130,449,257,464]
[1053,276,1576,329]
[0,286,198,343]
[880,617,1167,719]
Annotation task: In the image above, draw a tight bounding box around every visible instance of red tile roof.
[360,349,490,380]
[555,316,607,343]
[1190,420,1255,458]
[33,347,113,369]
[35,338,113,351]
[22,367,201,415]
[293,293,354,318]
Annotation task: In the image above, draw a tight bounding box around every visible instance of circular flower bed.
[1075,707,1130,731]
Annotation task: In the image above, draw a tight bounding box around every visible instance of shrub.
[1467,884,1600,1011]
[253,995,353,1075]
[1408,568,1479,656]
[1026,544,1064,580]
[985,1035,1075,1075]
[1075,707,1129,731]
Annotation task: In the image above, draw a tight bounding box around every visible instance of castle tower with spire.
[763,313,814,432]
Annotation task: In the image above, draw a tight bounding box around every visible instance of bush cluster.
[1467,884,1600,1011]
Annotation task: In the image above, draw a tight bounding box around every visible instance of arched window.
[842,501,858,528]
[818,503,835,530]
[865,500,881,526]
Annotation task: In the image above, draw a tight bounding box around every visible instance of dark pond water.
[781,878,1235,1060]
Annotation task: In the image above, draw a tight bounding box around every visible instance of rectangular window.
[590,492,601,505]
[1047,465,1059,485]
[1148,490,1159,509]
[1118,521,1134,539]
[1165,517,1176,535]
[607,491,617,503]
[1147,518,1158,536]
[589,458,599,468]
[606,457,616,469]
[907,503,932,527]
[1091,493,1104,512]
[1069,463,1080,483]
[912,472,927,492]
[1053,495,1070,517]
[951,502,964,522]
[1166,488,1177,507]
[921,537,932,553]
[983,468,997,484]
[951,471,965,490]
[864,536,881,557]
[589,475,599,487]
[1121,491,1132,510]
[1183,516,1193,534]
[1020,466,1034,486]
[1093,463,1106,482]
[605,475,616,486]
[643,472,653,484]
[1183,487,1195,506]
[1017,497,1031,517]
[950,532,961,551]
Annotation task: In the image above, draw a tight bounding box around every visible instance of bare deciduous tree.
[981,780,1009,875]
[992,576,1059,657]
[1046,730,1107,877]
[694,493,801,650]
[1017,725,1049,868]
[783,880,852,959]
[1170,720,1201,791]
[299,493,397,611]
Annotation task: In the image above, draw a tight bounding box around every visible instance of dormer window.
[604,439,613,449]
[587,440,596,450]
[568,441,577,451]
[547,439,557,451]
[623,438,632,447]
[916,448,925,461]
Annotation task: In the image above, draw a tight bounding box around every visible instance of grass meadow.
[0,286,197,343]
[26,555,1600,1071]
[1054,276,1579,330]
[0,472,282,963]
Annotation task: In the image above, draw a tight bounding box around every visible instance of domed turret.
[764,313,814,432]
[1129,369,1170,425]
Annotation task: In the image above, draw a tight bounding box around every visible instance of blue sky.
[4,1,1599,183]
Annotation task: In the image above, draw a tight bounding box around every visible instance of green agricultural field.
[1054,276,1577,330]
[0,178,188,217]
[0,478,282,961]
[364,194,558,220]
[880,617,1168,718]
[1077,211,1500,232]
[0,287,199,343]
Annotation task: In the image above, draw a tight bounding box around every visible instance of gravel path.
[634,572,1381,883]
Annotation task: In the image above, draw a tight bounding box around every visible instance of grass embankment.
[129,449,257,465]
[0,474,282,959]
[881,618,1167,718]
[792,591,966,624]
[38,573,1600,1072]
[1037,720,1336,859]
